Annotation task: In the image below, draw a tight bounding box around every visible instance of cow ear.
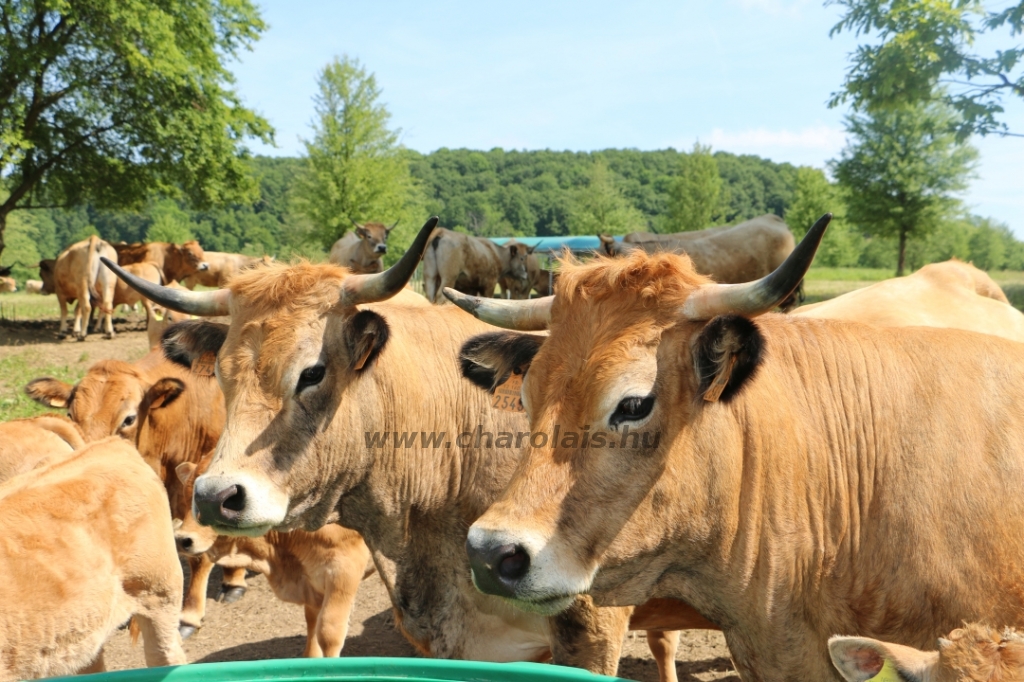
[509,244,519,257]
[346,310,390,372]
[459,332,545,393]
[175,462,198,485]
[162,321,228,369]
[692,315,764,403]
[25,377,74,408]
[355,225,370,240]
[148,378,186,410]
[828,636,937,682]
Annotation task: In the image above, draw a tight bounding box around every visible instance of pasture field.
[1,267,1022,681]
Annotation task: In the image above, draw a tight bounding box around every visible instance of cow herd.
[2,213,1024,682]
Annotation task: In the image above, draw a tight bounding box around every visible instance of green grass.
[0,292,62,322]
[0,350,88,420]
[805,267,893,282]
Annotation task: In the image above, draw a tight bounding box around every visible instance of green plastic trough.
[44,658,627,682]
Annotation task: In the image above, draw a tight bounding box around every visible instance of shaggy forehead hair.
[941,623,1024,680]
[555,250,713,308]
[227,261,351,318]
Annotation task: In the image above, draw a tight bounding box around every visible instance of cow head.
[503,240,534,283]
[446,215,830,614]
[354,219,398,255]
[168,240,209,278]
[173,458,221,556]
[101,217,438,537]
[597,235,630,257]
[38,259,56,294]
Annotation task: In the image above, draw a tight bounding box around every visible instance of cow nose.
[466,538,531,598]
[375,244,387,253]
[194,483,246,526]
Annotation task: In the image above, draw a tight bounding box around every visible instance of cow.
[174,455,374,657]
[114,240,209,283]
[600,215,800,310]
[445,214,1024,682]
[621,222,735,244]
[0,415,85,483]
[497,239,535,299]
[103,216,716,682]
[0,437,187,680]
[24,279,44,294]
[830,624,1024,682]
[328,221,399,275]
[37,259,55,294]
[109,261,163,325]
[183,252,272,289]
[0,276,15,293]
[793,259,1024,342]
[51,235,118,340]
[422,227,527,303]
[24,350,245,638]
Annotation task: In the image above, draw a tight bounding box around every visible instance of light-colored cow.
[0,437,187,680]
[24,279,44,294]
[183,252,271,289]
[103,217,714,682]
[328,221,398,275]
[114,240,208,283]
[422,227,527,303]
[0,276,16,293]
[447,214,1024,681]
[830,623,1024,682]
[52,235,118,340]
[0,415,85,483]
[174,455,374,657]
[497,240,535,299]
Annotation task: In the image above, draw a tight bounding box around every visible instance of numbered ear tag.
[192,352,216,377]
[492,372,525,413]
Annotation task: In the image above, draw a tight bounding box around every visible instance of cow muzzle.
[192,472,289,536]
[375,244,387,254]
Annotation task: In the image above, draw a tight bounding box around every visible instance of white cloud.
[682,125,849,167]
[736,0,815,17]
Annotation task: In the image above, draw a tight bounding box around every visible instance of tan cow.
[830,624,1024,682]
[0,437,187,680]
[0,415,85,483]
[183,252,271,289]
[447,214,1024,681]
[601,215,800,310]
[52,236,118,340]
[174,455,373,657]
[104,217,714,682]
[422,227,527,303]
[0,276,15,293]
[114,240,208,283]
[794,259,1024,341]
[328,221,398,274]
[497,239,535,299]
[37,259,55,294]
[24,279,44,294]
[25,350,244,637]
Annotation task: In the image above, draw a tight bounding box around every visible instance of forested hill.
[3,148,797,264]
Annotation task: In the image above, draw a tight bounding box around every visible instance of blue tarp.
[487,235,621,254]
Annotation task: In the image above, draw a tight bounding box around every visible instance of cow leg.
[549,597,630,677]
[57,295,69,337]
[647,630,680,682]
[315,565,364,657]
[136,605,188,668]
[218,566,248,603]
[179,554,215,637]
[303,603,324,658]
[74,298,91,340]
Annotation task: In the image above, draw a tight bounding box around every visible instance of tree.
[567,158,645,236]
[831,102,977,275]
[785,167,860,267]
[829,0,1024,139]
[292,56,419,251]
[0,0,273,260]
[666,143,723,232]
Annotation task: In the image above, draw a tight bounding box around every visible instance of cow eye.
[121,414,137,429]
[609,395,654,429]
[297,365,326,393]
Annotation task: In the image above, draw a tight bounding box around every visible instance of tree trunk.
[897,227,907,277]
[0,209,7,263]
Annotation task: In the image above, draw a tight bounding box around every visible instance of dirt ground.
[0,321,739,682]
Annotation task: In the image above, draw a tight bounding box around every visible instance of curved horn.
[443,288,552,331]
[351,218,366,231]
[681,213,830,320]
[341,216,438,306]
[388,218,400,230]
[101,257,230,316]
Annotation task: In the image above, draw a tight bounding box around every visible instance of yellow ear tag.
[192,352,216,377]
[492,373,525,413]
[867,658,902,682]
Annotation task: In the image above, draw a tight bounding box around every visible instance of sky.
[229,0,1024,235]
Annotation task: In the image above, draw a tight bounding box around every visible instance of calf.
[0,437,187,680]
[329,221,398,274]
[174,457,374,657]
[0,415,85,483]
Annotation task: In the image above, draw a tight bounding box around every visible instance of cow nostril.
[497,545,530,581]
[222,484,246,513]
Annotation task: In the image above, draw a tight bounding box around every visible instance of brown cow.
[52,236,118,340]
[448,214,1024,681]
[422,227,526,303]
[183,252,271,289]
[830,624,1024,682]
[24,350,245,637]
[794,259,1024,341]
[37,259,55,294]
[497,239,535,299]
[601,215,800,310]
[110,261,163,325]
[0,415,85,483]
[174,455,373,657]
[621,222,735,244]
[0,276,15,293]
[114,240,208,283]
[0,437,187,680]
[104,217,714,682]
[328,221,398,274]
